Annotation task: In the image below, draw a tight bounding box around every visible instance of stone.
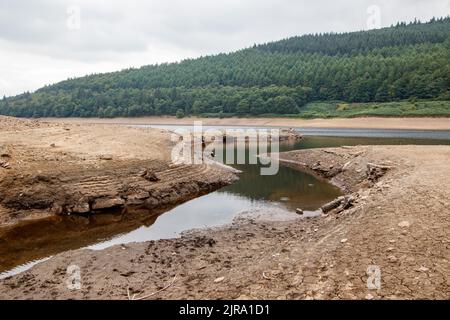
[296,208,304,215]
[99,154,113,160]
[144,197,159,209]
[50,203,64,215]
[0,161,10,169]
[398,221,410,228]
[340,238,348,243]
[214,277,225,283]
[92,197,125,210]
[126,191,150,205]
[388,255,398,263]
[72,202,90,214]
[416,266,429,272]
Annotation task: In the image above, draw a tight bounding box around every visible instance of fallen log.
[321,196,345,213]
[321,195,355,214]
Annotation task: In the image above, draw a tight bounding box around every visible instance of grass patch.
[296,100,450,118]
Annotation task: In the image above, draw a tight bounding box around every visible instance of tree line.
[1,17,449,118]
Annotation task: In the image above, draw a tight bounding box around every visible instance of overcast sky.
[1,0,449,97]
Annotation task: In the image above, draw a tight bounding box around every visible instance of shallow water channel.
[1,127,450,278]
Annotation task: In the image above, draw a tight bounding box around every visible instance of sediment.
[0,116,237,272]
[1,139,449,299]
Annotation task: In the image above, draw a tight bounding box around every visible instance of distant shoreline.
[37,116,450,131]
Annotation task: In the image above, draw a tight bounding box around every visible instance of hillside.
[1,17,449,118]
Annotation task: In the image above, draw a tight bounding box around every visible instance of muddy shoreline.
[1,142,449,299]
[0,116,240,273]
[37,116,450,131]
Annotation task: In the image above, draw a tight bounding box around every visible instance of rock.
[340,238,348,243]
[140,169,160,182]
[50,203,64,215]
[366,163,392,182]
[92,197,125,210]
[214,277,225,283]
[144,197,159,209]
[365,293,374,300]
[72,202,90,214]
[99,154,113,160]
[388,255,398,263]
[416,266,429,272]
[0,161,10,169]
[296,208,304,215]
[398,221,410,228]
[50,143,56,148]
[126,191,150,205]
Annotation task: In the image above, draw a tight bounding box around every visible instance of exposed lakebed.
[1,127,450,278]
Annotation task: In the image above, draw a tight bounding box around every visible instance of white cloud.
[0,0,449,96]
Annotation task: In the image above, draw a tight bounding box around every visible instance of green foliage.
[1,17,449,118]
[175,109,185,118]
[297,101,450,118]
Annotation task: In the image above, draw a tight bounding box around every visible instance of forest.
[1,17,449,118]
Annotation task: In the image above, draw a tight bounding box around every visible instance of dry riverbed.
[0,116,449,299]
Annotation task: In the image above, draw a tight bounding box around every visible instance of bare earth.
[0,128,449,299]
[39,116,450,131]
[0,116,237,272]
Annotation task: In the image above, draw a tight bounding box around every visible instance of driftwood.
[321,195,355,214]
[323,150,342,156]
[366,163,395,170]
[321,196,345,213]
[366,162,394,182]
